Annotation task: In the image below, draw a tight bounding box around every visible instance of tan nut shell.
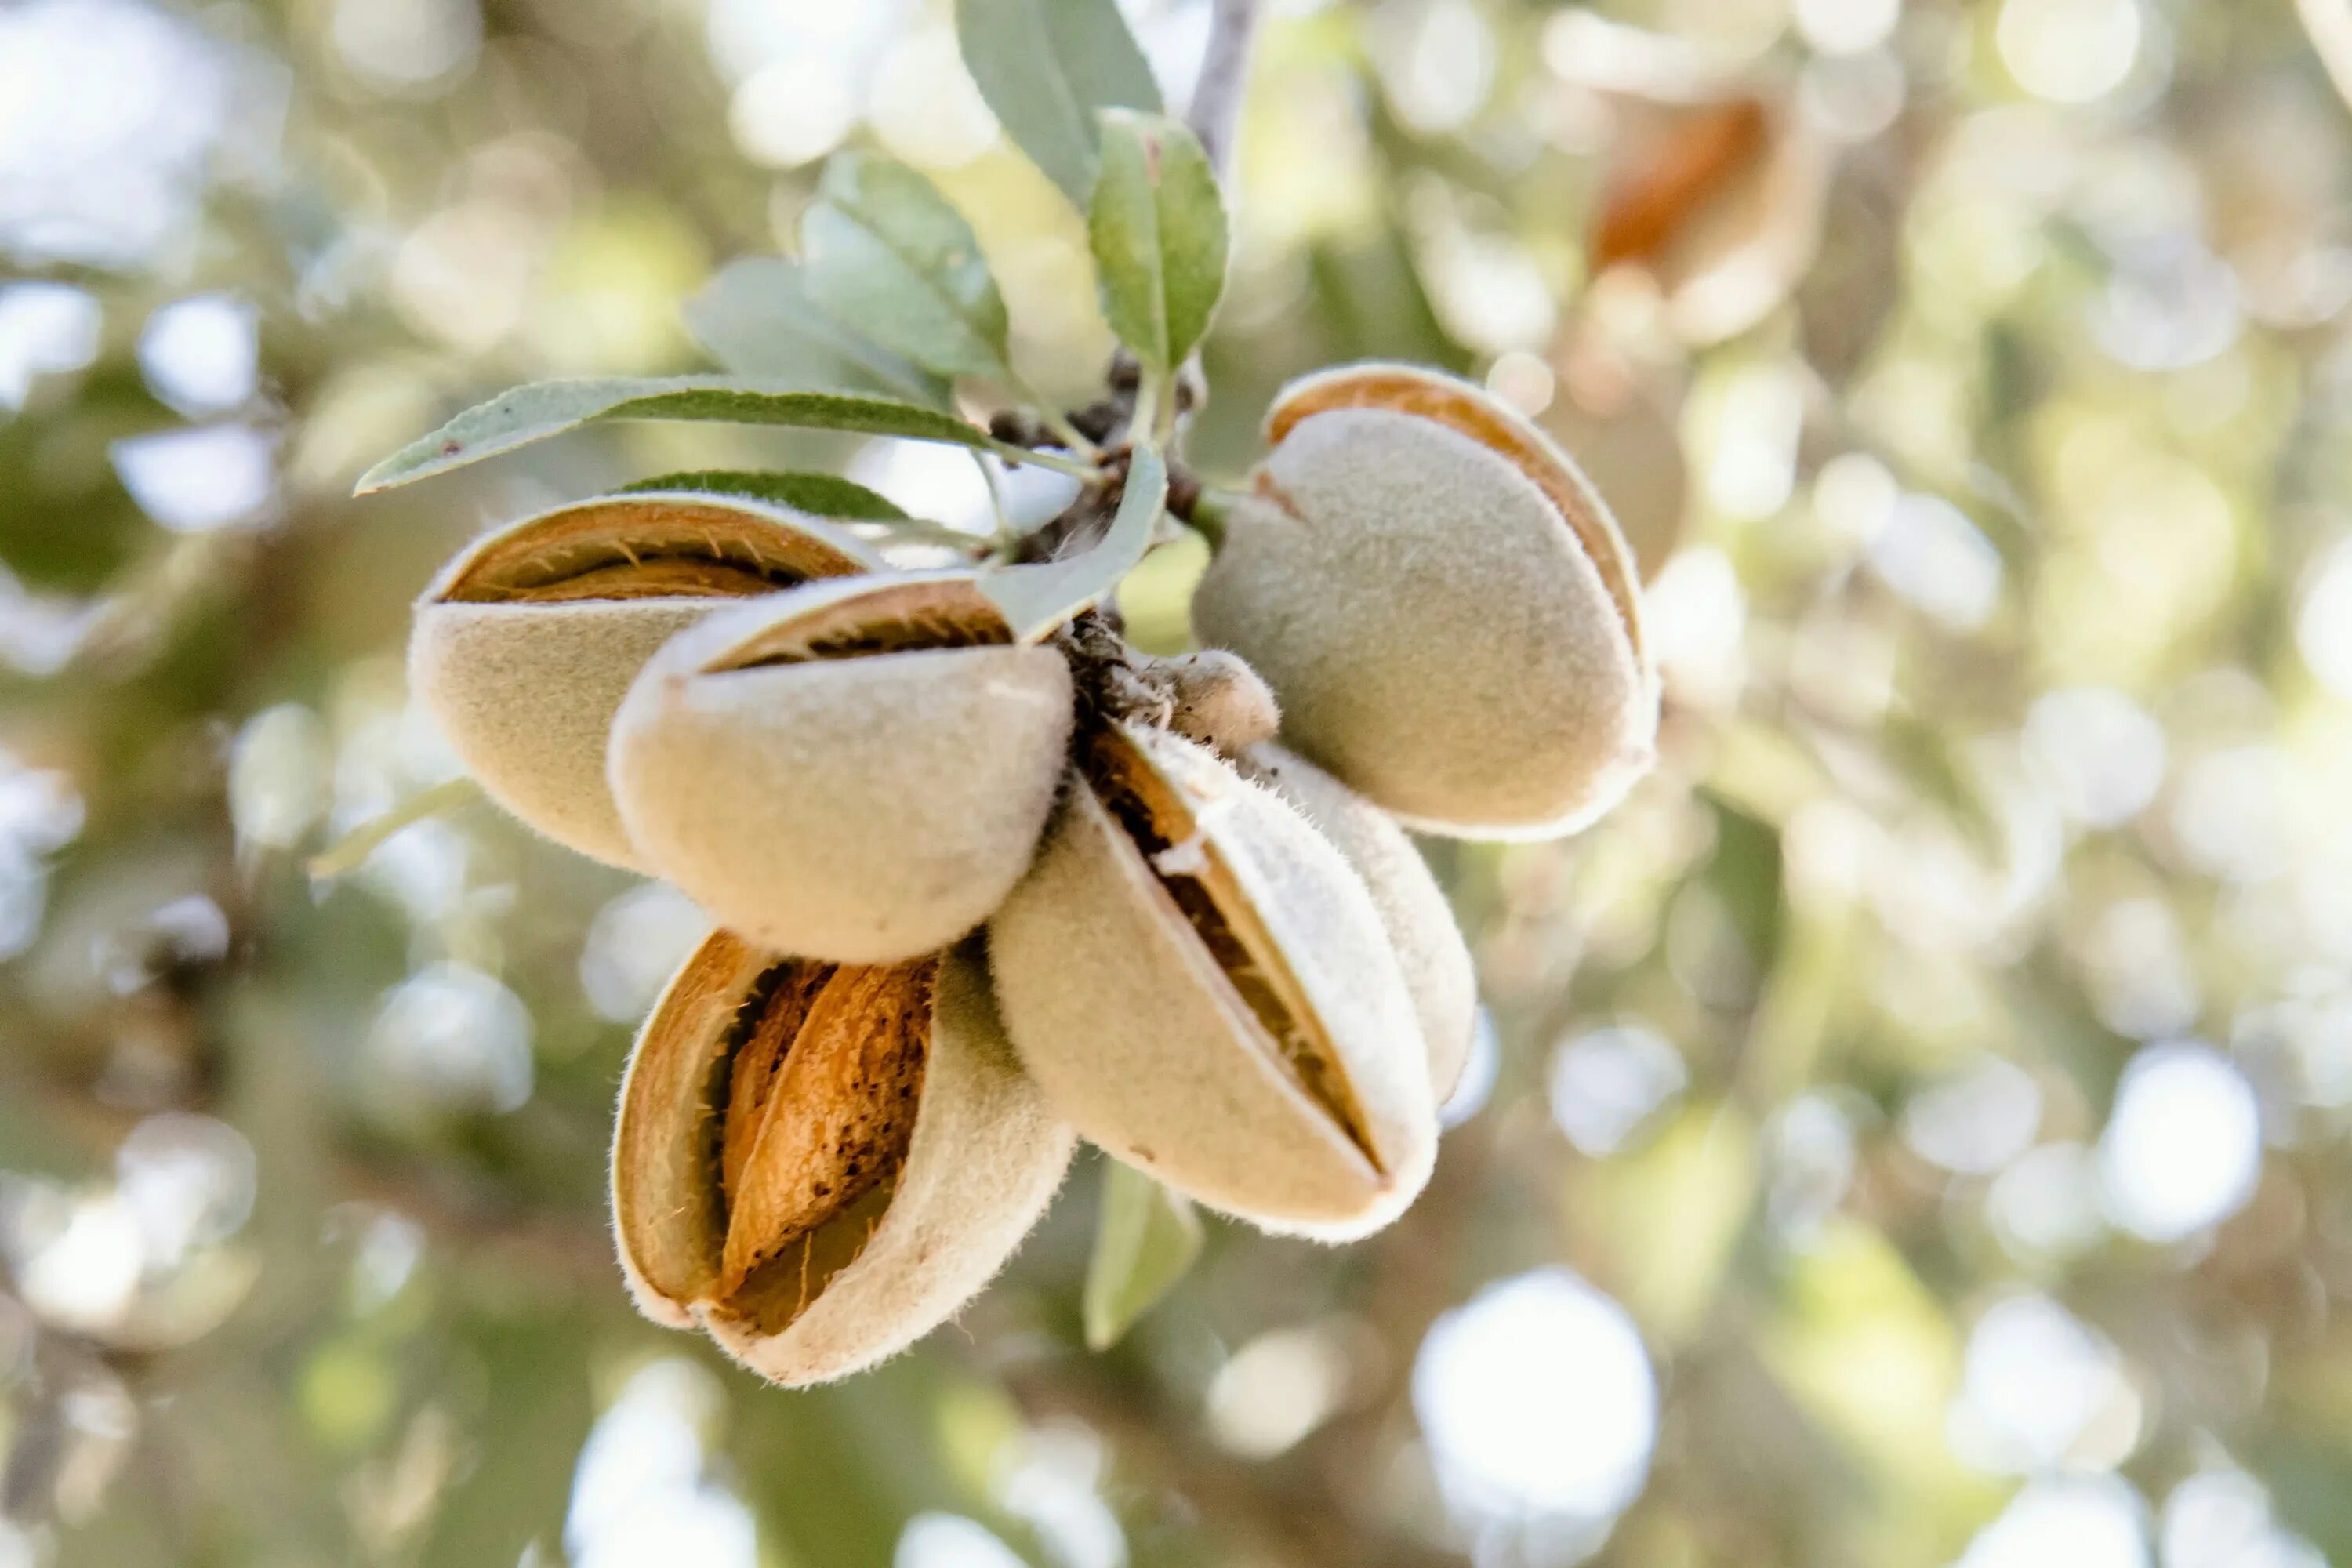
[1236,744,1476,1101]
[608,572,1076,965]
[611,931,1073,1386]
[410,492,878,868]
[989,723,1436,1238]
[1191,363,1657,840]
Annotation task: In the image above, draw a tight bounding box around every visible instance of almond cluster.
[407,363,1657,1385]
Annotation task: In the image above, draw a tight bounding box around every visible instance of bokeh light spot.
[2098,1043,2261,1243]
[1413,1269,1657,1525]
[0,281,100,408]
[139,294,258,415]
[1550,1025,1688,1157]
[895,1513,1028,1568]
[1955,1475,2148,1568]
[1996,0,2141,105]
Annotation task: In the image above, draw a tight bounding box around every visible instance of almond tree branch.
[1188,0,1263,179]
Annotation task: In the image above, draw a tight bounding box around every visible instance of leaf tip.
[354,436,448,495]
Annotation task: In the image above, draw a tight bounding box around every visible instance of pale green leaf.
[684,257,953,408]
[1088,111,1228,370]
[800,154,1010,381]
[354,378,994,494]
[978,444,1167,640]
[619,470,909,521]
[1082,1158,1203,1352]
[956,0,1163,207]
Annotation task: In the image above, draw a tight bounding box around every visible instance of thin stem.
[1130,374,1163,453]
[875,515,995,554]
[307,779,481,880]
[1152,370,1181,448]
[1011,372,1105,459]
[971,448,1014,546]
[985,437,1101,480]
[1038,405,1102,457]
[1189,0,1264,180]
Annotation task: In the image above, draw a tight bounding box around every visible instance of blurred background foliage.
[3,0,2352,1564]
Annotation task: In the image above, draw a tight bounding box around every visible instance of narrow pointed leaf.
[801,154,1010,381]
[1088,111,1227,370]
[620,470,909,521]
[978,443,1166,640]
[1082,1158,1203,1352]
[957,0,1163,208]
[684,257,953,408]
[354,378,994,493]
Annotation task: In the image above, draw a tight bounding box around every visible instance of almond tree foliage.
[4,2,2352,1566]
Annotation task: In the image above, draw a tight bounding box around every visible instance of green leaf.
[1088,111,1227,370]
[354,378,995,493]
[800,154,1011,381]
[684,257,954,408]
[956,0,1163,208]
[1082,1158,1203,1352]
[620,469,909,521]
[978,444,1167,640]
